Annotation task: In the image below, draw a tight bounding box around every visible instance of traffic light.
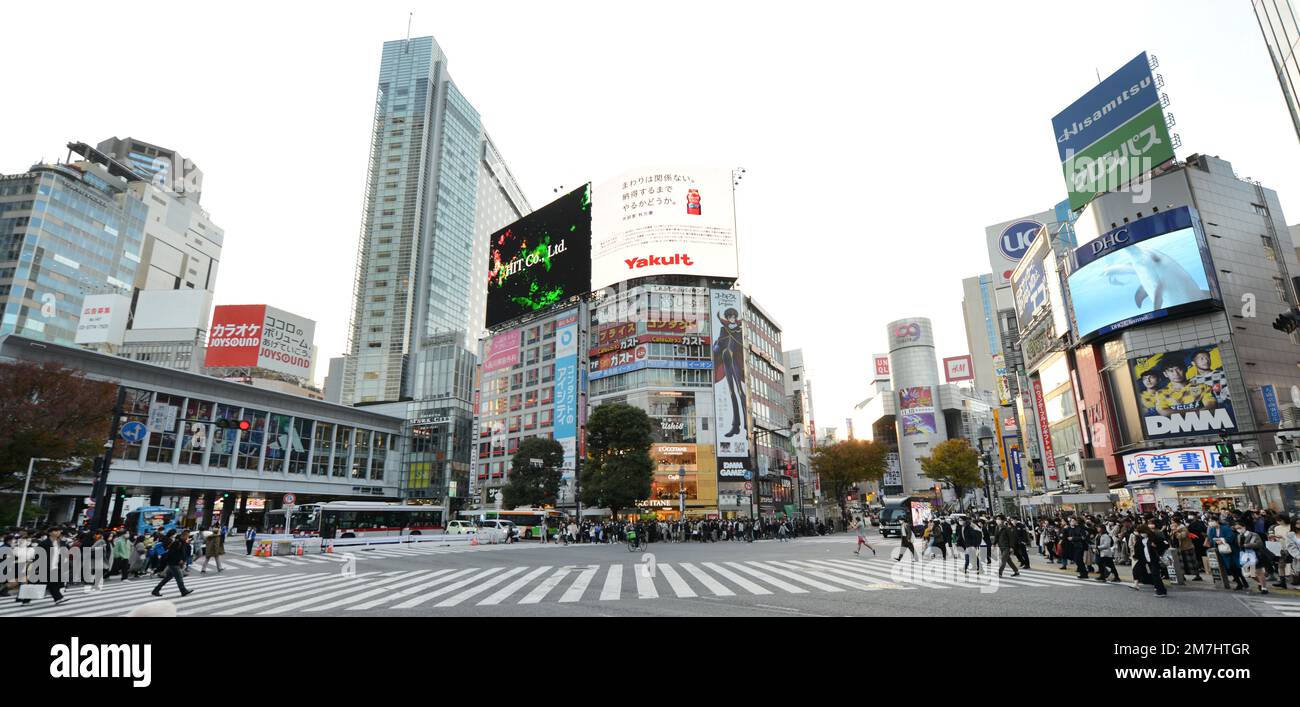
[238,419,251,431]
[1273,308,1300,335]
[1215,442,1237,467]
[216,419,252,431]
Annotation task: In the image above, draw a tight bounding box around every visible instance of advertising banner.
[882,453,902,488]
[943,355,974,382]
[978,275,1001,354]
[1008,443,1025,491]
[1131,344,1236,440]
[1068,207,1218,341]
[993,409,1010,480]
[993,353,1012,406]
[898,386,937,436]
[587,357,711,381]
[485,185,592,329]
[1032,378,1058,482]
[873,354,891,380]
[1122,446,1224,483]
[591,168,737,292]
[204,304,315,378]
[482,330,522,374]
[710,290,751,470]
[74,293,132,346]
[1052,52,1174,209]
[554,314,580,475]
[1011,248,1049,326]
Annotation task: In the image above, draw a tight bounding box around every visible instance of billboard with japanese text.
[482,330,521,374]
[204,304,315,378]
[74,293,131,346]
[554,312,580,476]
[1123,445,1224,482]
[591,168,738,292]
[486,185,592,329]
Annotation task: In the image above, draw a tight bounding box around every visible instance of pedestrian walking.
[200,527,225,573]
[956,517,982,574]
[895,519,918,562]
[1132,523,1169,597]
[994,517,1020,577]
[110,531,132,582]
[852,517,876,556]
[152,532,194,598]
[1206,516,1249,591]
[18,528,70,605]
[1095,523,1121,582]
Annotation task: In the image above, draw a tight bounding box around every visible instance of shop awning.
[1018,491,1116,507]
[1213,462,1300,489]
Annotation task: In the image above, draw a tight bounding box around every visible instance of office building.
[1254,0,1300,144]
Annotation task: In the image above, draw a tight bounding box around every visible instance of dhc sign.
[998,220,1044,261]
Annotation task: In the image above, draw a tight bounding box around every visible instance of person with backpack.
[152,532,194,598]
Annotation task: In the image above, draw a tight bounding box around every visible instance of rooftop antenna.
[406,11,413,42]
[1095,68,1101,83]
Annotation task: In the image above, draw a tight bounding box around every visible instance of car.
[476,519,517,542]
[447,520,477,535]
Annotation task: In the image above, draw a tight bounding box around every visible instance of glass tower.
[1255,0,1300,144]
[342,36,529,505]
[0,161,146,345]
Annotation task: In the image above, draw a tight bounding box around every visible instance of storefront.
[1019,491,1116,518]
[1212,463,1300,516]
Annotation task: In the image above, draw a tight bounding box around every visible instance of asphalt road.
[5,530,1294,618]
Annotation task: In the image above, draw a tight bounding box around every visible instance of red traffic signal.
[238,420,252,431]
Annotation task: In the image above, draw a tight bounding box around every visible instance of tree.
[579,403,653,517]
[810,439,887,521]
[920,438,982,510]
[501,437,564,509]
[0,361,117,500]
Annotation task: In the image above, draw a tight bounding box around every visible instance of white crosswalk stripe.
[7,550,1131,616]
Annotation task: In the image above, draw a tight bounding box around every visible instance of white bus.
[265,501,446,539]
[458,507,565,540]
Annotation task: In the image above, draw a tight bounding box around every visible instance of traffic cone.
[470,535,478,546]
[296,543,303,556]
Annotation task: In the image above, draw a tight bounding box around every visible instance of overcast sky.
[7,1,1298,425]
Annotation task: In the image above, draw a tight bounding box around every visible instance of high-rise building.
[959,273,1002,402]
[783,348,818,513]
[342,36,529,407]
[1,153,147,345]
[886,317,949,493]
[1254,0,1300,144]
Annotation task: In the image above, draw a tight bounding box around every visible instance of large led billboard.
[1052,52,1175,210]
[485,185,592,329]
[591,168,738,292]
[1130,343,1237,440]
[1067,207,1218,342]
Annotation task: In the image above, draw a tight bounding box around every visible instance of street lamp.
[16,457,55,527]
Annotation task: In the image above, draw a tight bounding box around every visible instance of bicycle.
[626,534,643,552]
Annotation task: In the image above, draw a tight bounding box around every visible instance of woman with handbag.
[1268,514,1294,589]
[1234,520,1271,595]
[1206,516,1248,591]
[1169,519,1203,582]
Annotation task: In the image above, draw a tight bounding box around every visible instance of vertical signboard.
[993,409,1010,481]
[1262,385,1282,425]
[1008,444,1026,491]
[872,354,891,381]
[711,289,752,473]
[1032,378,1058,482]
[554,312,580,476]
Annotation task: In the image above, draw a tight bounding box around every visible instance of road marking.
[478,566,553,606]
[249,571,427,615]
[746,561,843,592]
[701,562,772,595]
[657,564,697,598]
[306,570,453,612]
[559,565,600,603]
[347,567,480,611]
[437,567,529,607]
[678,562,735,596]
[724,562,807,593]
[392,568,506,609]
[520,566,574,604]
[634,563,658,599]
[599,565,623,600]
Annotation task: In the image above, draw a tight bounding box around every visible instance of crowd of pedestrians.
[873,506,1300,600]
[544,517,834,545]
[1,523,232,606]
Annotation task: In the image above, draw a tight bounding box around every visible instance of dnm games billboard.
[1052,52,1175,210]
[710,289,752,475]
[591,168,738,292]
[1067,207,1218,342]
[1131,344,1237,440]
[486,185,592,329]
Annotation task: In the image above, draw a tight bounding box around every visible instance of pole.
[16,457,37,526]
[91,386,128,530]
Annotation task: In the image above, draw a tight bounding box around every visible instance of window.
[208,403,240,469]
[540,364,554,383]
[312,422,334,476]
[540,387,553,405]
[236,409,268,470]
[288,418,313,474]
[1275,277,1290,304]
[508,416,520,432]
[178,398,213,466]
[145,393,185,464]
[370,433,388,481]
[540,409,553,427]
[352,430,372,479]
[509,394,522,411]
[333,427,354,477]
[264,414,293,472]
[510,372,523,390]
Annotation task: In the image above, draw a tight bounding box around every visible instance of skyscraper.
[1254,0,1300,144]
[342,36,529,406]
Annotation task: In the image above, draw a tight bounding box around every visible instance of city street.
[6,530,1295,618]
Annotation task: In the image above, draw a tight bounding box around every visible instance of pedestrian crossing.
[1257,598,1300,617]
[173,540,575,573]
[1,554,1123,617]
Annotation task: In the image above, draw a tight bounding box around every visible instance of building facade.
[1254,0,1300,145]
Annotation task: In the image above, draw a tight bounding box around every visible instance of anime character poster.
[898,386,937,436]
[710,289,751,466]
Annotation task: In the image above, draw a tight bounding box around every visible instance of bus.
[264,502,446,539]
[458,508,565,540]
[123,506,182,537]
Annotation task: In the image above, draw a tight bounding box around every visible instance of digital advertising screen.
[485,184,592,329]
[1067,207,1218,342]
[1130,343,1237,440]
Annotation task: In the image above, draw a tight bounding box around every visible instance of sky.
[5,1,1299,426]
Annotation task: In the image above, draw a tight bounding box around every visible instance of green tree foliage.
[919,438,982,509]
[502,437,565,509]
[0,361,117,496]
[579,403,653,517]
[810,439,887,519]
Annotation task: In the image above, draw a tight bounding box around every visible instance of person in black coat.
[994,517,1020,577]
[1064,517,1091,579]
[1132,523,1169,597]
[152,532,194,598]
[20,528,69,605]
